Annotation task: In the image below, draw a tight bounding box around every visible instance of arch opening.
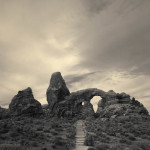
[82,102,84,106]
[90,96,101,112]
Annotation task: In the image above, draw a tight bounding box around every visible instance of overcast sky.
[0,0,150,112]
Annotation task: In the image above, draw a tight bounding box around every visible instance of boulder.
[46,72,70,112]
[9,87,43,116]
[116,92,130,99]
[107,90,117,97]
[116,92,130,103]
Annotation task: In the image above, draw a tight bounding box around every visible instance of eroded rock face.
[9,87,43,116]
[46,72,70,112]
[96,91,149,117]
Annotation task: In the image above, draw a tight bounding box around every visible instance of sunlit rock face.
[9,87,43,116]
[46,72,70,113]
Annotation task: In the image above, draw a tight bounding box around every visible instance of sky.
[0,0,150,112]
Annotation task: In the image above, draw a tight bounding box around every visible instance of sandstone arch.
[53,88,106,117]
[46,72,119,117]
[47,72,148,118]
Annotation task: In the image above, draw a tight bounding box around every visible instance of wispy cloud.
[64,71,102,85]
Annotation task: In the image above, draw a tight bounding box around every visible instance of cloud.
[0,0,150,112]
[64,71,102,85]
[81,0,112,14]
[139,95,150,99]
[72,0,150,75]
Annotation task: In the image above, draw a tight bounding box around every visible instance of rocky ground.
[0,112,76,150]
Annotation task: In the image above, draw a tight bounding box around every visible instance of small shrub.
[0,129,9,133]
[55,128,63,132]
[138,142,150,150]
[84,133,95,146]
[50,129,58,135]
[52,136,66,147]
[9,132,19,137]
[110,144,126,150]
[36,126,43,131]
[51,122,59,128]
[88,147,96,150]
[0,144,28,150]
[129,145,142,150]
[95,144,109,150]
[140,134,149,140]
[94,113,100,118]
[128,134,136,141]
[30,141,38,147]
[43,129,50,133]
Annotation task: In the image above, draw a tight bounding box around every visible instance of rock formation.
[51,88,106,117]
[0,107,10,119]
[46,72,149,118]
[96,91,149,118]
[46,72,70,113]
[9,87,43,116]
[7,72,148,118]
[65,88,105,102]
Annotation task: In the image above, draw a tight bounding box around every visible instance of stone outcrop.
[9,87,43,116]
[96,91,149,118]
[46,72,70,112]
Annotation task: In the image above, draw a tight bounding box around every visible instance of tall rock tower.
[46,72,70,112]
